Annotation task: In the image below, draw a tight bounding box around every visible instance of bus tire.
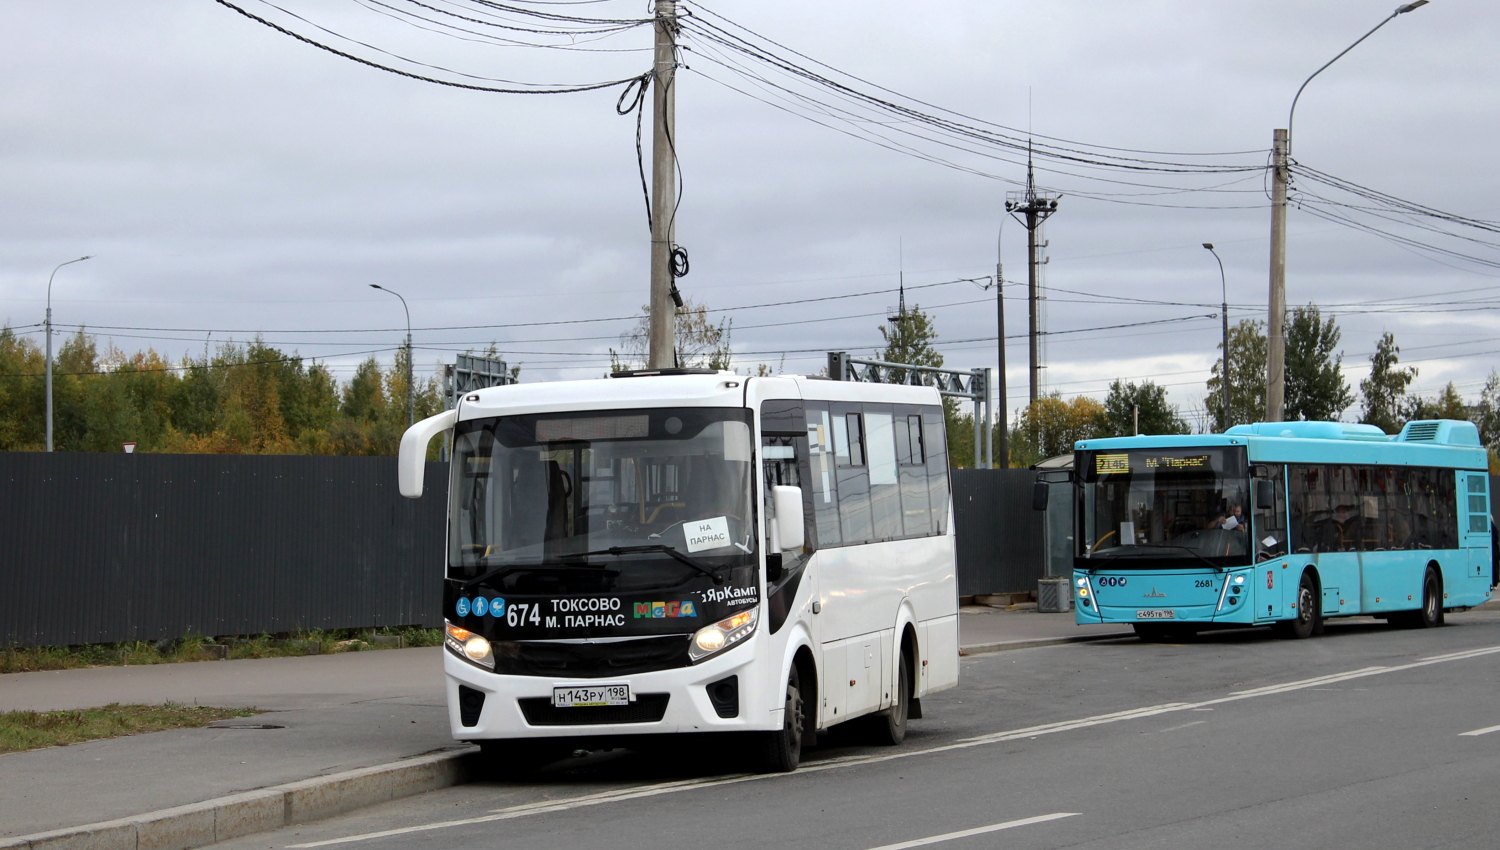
[1415,566,1444,629]
[754,666,805,773]
[868,651,910,746]
[1276,572,1321,640]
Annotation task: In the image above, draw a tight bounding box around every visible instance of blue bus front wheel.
[1274,573,1321,640]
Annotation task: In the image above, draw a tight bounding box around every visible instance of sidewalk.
[0,610,1108,844]
[0,648,458,839]
[958,604,1133,653]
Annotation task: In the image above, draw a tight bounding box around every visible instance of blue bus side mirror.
[1032,481,1049,511]
[1256,480,1275,511]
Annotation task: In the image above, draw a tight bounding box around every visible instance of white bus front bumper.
[443,638,778,740]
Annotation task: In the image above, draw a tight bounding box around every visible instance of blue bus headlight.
[445,622,494,670]
[690,609,758,662]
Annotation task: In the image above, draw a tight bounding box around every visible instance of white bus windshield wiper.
[460,561,620,592]
[562,545,726,585]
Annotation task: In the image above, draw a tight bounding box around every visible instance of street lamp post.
[1203,244,1229,432]
[1266,0,1429,422]
[369,284,414,427]
[45,255,92,452]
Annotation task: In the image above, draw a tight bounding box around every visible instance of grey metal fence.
[951,469,1049,596]
[1,453,1038,648]
[0,453,449,648]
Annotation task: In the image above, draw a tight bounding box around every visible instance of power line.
[216,0,646,93]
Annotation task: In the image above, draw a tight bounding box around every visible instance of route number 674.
[507,603,542,627]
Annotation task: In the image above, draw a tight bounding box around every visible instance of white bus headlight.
[689,609,758,662]
[445,622,494,670]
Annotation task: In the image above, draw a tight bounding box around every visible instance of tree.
[53,330,100,452]
[1405,382,1467,422]
[873,303,988,465]
[342,357,386,423]
[0,327,45,450]
[0,326,456,457]
[610,298,732,373]
[1205,319,1267,431]
[878,305,943,375]
[1474,371,1500,450]
[1101,379,1188,437]
[1360,331,1416,434]
[1284,304,1353,421]
[1009,393,1106,466]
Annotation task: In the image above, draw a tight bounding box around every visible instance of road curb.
[0,748,478,850]
[960,632,1133,656]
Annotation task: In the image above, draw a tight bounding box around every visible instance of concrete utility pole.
[994,222,1008,470]
[1005,147,1059,406]
[1267,0,1429,422]
[1204,244,1230,432]
[1265,129,1288,423]
[45,254,92,453]
[646,0,679,369]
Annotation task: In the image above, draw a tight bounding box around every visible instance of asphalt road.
[215,613,1500,850]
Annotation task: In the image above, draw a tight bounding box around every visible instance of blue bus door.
[1461,472,1491,585]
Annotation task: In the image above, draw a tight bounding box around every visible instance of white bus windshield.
[448,408,757,593]
[1077,447,1251,568]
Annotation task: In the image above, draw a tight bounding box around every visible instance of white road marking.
[289,643,1500,848]
[860,813,1080,850]
[1459,723,1500,737]
[1148,721,1208,734]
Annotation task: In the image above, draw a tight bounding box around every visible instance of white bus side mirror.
[399,409,458,498]
[772,485,805,551]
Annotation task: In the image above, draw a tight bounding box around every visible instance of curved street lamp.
[1266,0,1429,422]
[46,255,93,452]
[1203,244,1229,431]
[1288,1,1430,155]
[370,284,414,427]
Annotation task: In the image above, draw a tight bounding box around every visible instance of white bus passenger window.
[834,407,873,543]
[898,408,931,537]
[832,414,850,465]
[866,412,897,487]
[843,413,866,466]
[894,416,912,465]
[922,406,950,535]
[866,410,901,540]
[806,404,842,547]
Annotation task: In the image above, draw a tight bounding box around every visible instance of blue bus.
[1059,420,1495,640]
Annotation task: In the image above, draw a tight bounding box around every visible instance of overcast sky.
[3,0,1497,430]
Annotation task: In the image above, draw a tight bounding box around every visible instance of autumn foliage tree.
[0,327,448,456]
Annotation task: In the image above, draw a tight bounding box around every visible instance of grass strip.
[2,626,443,675]
[0,703,259,754]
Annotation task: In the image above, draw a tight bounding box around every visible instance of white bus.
[398,369,959,772]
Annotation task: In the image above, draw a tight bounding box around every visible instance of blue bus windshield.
[1077,447,1251,568]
